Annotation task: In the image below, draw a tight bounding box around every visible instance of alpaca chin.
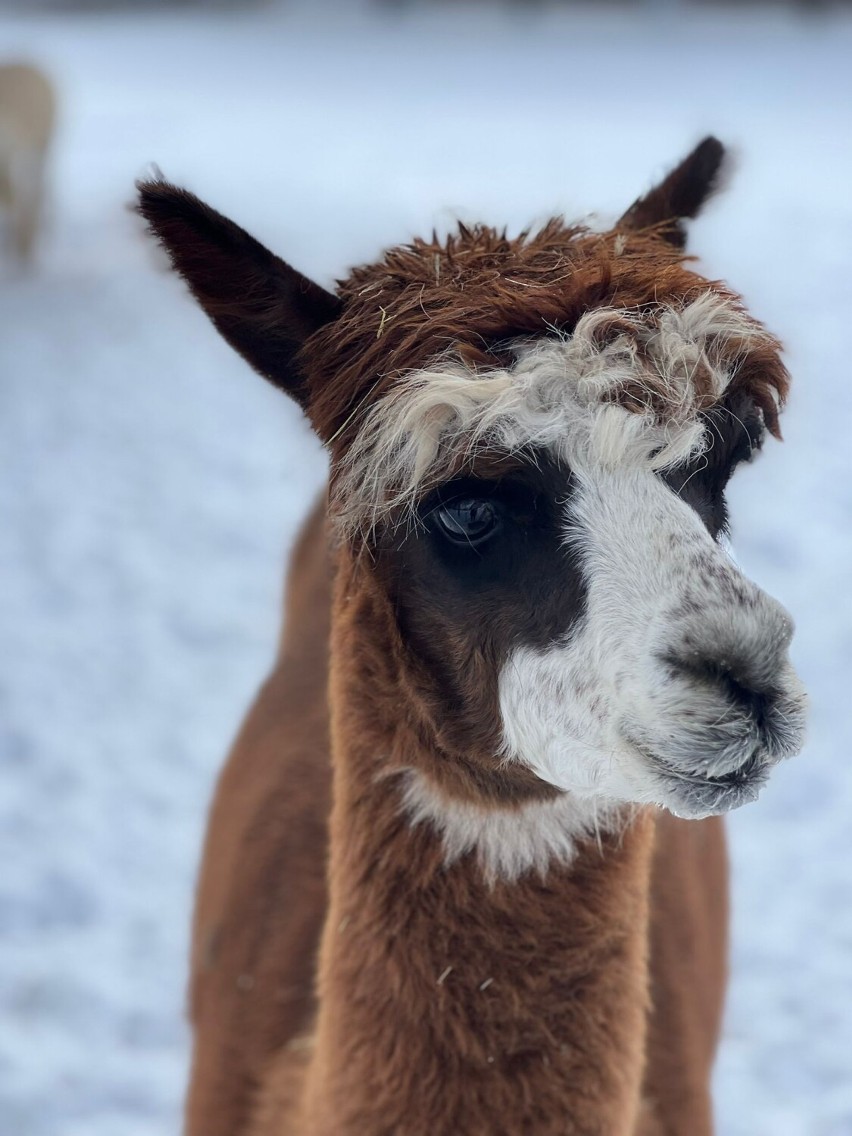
[642,749,771,820]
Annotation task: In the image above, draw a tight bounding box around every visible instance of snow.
[1,2,850,1134]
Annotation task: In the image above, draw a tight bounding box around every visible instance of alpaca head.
[139,138,806,825]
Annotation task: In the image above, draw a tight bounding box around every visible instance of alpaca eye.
[434,498,502,546]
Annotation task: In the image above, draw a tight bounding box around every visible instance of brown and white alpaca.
[138,137,807,1136]
[0,62,54,264]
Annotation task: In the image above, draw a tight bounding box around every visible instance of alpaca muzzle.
[624,590,807,818]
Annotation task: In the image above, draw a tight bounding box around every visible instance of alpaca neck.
[299,570,655,1136]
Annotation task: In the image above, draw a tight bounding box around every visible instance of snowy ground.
[1,2,851,1134]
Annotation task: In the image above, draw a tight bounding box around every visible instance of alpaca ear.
[136,180,342,407]
[617,136,727,249]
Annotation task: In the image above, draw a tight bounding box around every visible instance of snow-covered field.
[1,2,851,1133]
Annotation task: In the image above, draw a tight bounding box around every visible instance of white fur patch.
[399,769,625,882]
[334,292,770,536]
[498,467,807,819]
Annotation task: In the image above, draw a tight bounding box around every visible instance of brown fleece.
[187,506,729,1136]
[297,553,654,1136]
[184,503,332,1136]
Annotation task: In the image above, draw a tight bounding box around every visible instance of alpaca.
[0,62,54,264]
[138,137,807,1136]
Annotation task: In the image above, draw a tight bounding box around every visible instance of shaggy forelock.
[331,292,781,538]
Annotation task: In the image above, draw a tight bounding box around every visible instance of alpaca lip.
[654,746,764,789]
[657,749,769,817]
[625,733,770,814]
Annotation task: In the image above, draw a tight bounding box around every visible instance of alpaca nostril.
[662,651,771,722]
[700,661,768,724]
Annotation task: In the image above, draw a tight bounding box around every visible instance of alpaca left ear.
[137,179,342,408]
[617,136,727,248]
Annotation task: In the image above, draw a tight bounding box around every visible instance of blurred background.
[1,1,851,1134]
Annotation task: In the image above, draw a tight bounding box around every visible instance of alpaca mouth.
[653,746,764,789]
[625,734,771,817]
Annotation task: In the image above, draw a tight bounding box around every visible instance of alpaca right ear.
[617,136,728,248]
[137,180,342,408]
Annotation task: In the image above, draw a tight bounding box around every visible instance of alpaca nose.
[674,654,771,721]
[669,589,795,707]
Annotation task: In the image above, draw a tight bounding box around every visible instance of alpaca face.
[343,298,807,820]
[134,140,807,827]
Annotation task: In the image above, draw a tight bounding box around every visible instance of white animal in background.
[0,62,55,265]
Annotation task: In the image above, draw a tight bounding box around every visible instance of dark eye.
[434,497,502,547]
